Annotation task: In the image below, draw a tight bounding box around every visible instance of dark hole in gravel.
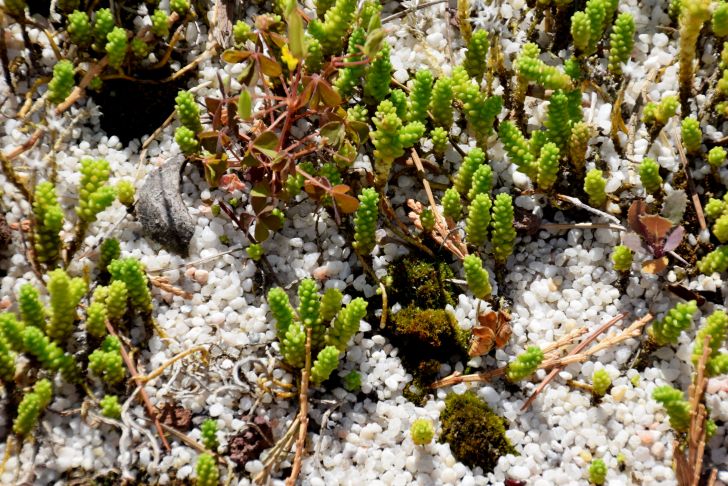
[90,66,193,145]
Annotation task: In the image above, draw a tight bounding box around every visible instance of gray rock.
[136,156,194,255]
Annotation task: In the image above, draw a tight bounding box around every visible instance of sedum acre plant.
[491,193,517,264]
[410,418,435,445]
[588,458,607,485]
[507,346,544,381]
[352,188,379,255]
[463,254,492,300]
[268,279,368,385]
[649,300,698,346]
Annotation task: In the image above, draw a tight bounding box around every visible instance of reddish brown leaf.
[221,49,252,63]
[639,214,674,242]
[332,192,359,213]
[628,200,646,233]
[258,55,282,77]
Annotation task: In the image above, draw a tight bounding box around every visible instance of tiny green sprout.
[463,30,489,81]
[698,246,728,274]
[352,188,379,255]
[13,379,53,437]
[491,193,517,264]
[170,0,190,15]
[611,245,633,272]
[507,346,544,382]
[608,13,635,75]
[151,10,170,38]
[442,188,462,221]
[343,370,361,392]
[99,395,121,419]
[713,212,728,243]
[680,117,702,154]
[420,207,435,232]
[130,38,150,59]
[629,373,640,387]
[649,300,698,346]
[363,43,392,102]
[175,90,203,134]
[704,198,727,220]
[175,126,200,155]
[410,418,435,445]
[247,243,263,261]
[638,157,663,194]
[654,96,679,126]
[116,180,135,207]
[195,452,219,486]
[589,458,607,485]
[584,169,607,207]
[105,27,128,70]
[68,10,92,46]
[591,369,611,397]
[200,418,219,451]
[233,20,251,44]
[463,254,492,300]
[47,60,75,105]
[430,127,448,156]
[653,385,690,431]
[430,77,455,129]
[93,8,115,46]
[465,194,492,247]
[218,235,230,245]
[407,69,434,124]
[708,146,727,168]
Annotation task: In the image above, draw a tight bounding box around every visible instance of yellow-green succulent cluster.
[649,300,698,346]
[653,385,690,431]
[267,279,368,385]
[608,12,635,74]
[77,158,115,224]
[638,157,663,194]
[32,181,65,265]
[691,310,728,376]
[353,188,379,255]
[88,335,125,384]
[47,60,75,104]
[507,346,544,381]
[13,379,53,437]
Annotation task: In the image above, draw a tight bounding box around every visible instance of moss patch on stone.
[387,255,457,309]
[439,391,516,473]
[390,305,469,360]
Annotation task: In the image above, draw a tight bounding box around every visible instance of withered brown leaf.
[468,309,512,357]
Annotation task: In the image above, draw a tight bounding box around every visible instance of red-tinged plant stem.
[104,319,171,452]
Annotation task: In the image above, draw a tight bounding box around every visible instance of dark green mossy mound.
[439,391,516,473]
[387,256,456,309]
[390,305,469,360]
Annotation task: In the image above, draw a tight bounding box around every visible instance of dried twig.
[104,319,171,451]
[134,346,208,384]
[555,194,622,225]
[149,275,194,299]
[381,0,448,23]
[672,128,707,234]
[286,327,312,486]
[674,336,716,486]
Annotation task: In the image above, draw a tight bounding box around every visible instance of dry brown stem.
[149,275,194,299]
[674,336,717,486]
[672,128,707,234]
[432,313,654,409]
[104,319,171,452]
[286,326,312,486]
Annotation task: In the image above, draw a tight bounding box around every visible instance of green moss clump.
[439,391,516,473]
[387,256,456,309]
[390,306,468,359]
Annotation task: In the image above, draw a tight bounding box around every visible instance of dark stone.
[228,416,274,467]
[136,156,194,255]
